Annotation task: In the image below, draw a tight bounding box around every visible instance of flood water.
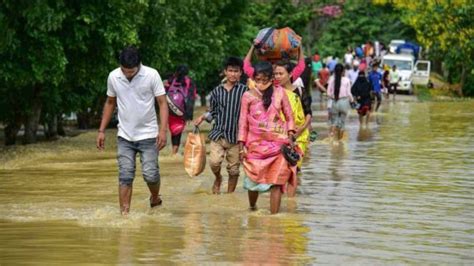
[1,98,473,264]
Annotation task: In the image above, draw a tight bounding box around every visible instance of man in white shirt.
[389,65,401,100]
[344,47,354,66]
[96,47,169,215]
[347,61,359,85]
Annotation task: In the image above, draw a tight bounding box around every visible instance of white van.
[382,54,431,94]
[389,39,405,53]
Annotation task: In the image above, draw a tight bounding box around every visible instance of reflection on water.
[1,100,473,264]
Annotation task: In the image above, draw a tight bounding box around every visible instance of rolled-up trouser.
[330,97,351,129]
[209,138,240,177]
[117,137,160,186]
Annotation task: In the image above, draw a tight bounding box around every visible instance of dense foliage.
[0,0,471,145]
[0,0,313,145]
[373,0,474,96]
[312,0,416,58]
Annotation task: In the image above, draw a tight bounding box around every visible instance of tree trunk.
[200,92,207,107]
[23,87,42,144]
[47,115,58,140]
[459,62,466,97]
[77,111,90,129]
[432,59,443,76]
[57,114,66,136]
[4,120,22,146]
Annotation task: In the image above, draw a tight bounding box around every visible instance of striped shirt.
[208,83,247,144]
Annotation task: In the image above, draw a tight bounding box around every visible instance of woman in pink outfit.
[238,62,297,214]
[327,63,354,141]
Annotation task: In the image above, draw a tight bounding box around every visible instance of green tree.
[313,0,415,58]
[0,0,318,146]
[0,1,67,144]
[140,0,234,101]
[374,0,474,96]
[0,0,148,145]
[60,1,147,129]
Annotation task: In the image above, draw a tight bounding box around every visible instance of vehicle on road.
[382,53,431,94]
[389,39,405,53]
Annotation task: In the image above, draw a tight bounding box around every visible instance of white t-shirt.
[348,69,359,85]
[107,65,165,141]
[344,53,353,65]
[390,69,400,83]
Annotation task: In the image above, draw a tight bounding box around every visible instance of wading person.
[389,65,400,101]
[194,57,247,194]
[238,62,297,214]
[96,47,168,216]
[351,71,372,127]
[382,64,390,98]
[165,65,197,155]
[315,63,330,96]
[368,63,383,112]
[274,60,311,197]
[347,62,359,85]
[328,63,354,142]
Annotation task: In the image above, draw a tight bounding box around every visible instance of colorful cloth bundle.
[254,27,302,62]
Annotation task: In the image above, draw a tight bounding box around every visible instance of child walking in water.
[194,57,247,194]
[238,62,297,214]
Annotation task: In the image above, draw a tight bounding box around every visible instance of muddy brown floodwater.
[1,99,473,264]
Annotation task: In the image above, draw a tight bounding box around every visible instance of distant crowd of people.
[312,43,401,128]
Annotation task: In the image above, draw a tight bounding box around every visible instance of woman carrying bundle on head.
[238,62,297,214]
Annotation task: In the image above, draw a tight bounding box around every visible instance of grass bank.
[414,73,470,102]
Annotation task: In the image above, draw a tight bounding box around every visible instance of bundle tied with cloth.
[254,27,302,62]
[183,126,206,177]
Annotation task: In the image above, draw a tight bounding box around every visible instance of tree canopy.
[1,0,472,145]
[373,0,474,95]
[312,0,416,58]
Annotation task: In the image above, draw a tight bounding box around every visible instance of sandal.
[150,195,162,208]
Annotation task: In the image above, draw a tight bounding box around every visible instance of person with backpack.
[194,57,247,194]
[165,65,197,155]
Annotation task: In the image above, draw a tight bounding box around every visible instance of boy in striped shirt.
[194,57,247,194]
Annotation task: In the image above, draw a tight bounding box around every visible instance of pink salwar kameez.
[238,86,297,191]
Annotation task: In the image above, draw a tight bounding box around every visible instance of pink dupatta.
[238,86,297,188]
